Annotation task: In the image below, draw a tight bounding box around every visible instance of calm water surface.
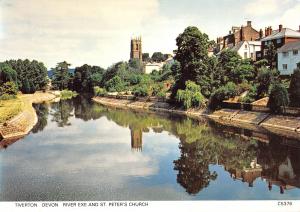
[0,96,300,201]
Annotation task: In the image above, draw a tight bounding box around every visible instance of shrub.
[132,85,149,97]
[209,82,238,110]
[60,89,78,100]
[176,81,205,109]
[0,81,18,98]
[94,86,107,97]
[0,93,16,100]
[289,68,300,107]
[104,76,125,92]
[240,85,257,103]
[151,83,164,96]
[157,90,166,99]
[268,82,289,114]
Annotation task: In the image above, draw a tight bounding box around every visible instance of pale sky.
[0,0,300,69]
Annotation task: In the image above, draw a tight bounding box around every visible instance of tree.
[129,58,143,72]
[0,63,18,85]
[151,52,165,62]
[176,81,205,109]
[104,76,125,92]
[268,82,289,114]
[209,82,238,110]
[256,67,279,98]
[0,81,18,98]
[265,43,277,69]
[142,53,150,62]
[289,68,300,107]
[51,61,71,90]
[172,26,211,98]
[4,59,48,93]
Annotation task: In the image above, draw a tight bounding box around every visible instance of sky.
[0,0,300,69]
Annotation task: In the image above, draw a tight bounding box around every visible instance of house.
[217,21,261,51]
[261,25,300,58]
[230,40,261,61]
[144,62,164,74]
[277,40,300,75]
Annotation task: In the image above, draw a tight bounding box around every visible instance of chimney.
[265,27,268,36]
[247,21,252,27]
[279,24,283,32]
[259,29,263,39]
[269,26,273,35]
[299,25,300,32]
[229,30,232,34]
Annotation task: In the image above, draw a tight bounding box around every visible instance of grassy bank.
[60,90,78,100]
[0,96,24,123]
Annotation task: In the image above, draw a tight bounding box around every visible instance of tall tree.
[51,61,71,90]
[289,68,300,107]
[172,26,211,97]
[265,43,277,69]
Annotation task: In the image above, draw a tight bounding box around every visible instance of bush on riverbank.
[209,82,238,110]
[60,89,78,100]
[268,82,289,114]
[0,81,18,100]
[176,81,205,109]
[94,86,107,97]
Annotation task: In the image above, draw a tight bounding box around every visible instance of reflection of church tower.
[130,37,142,62]
[130,128,143,151]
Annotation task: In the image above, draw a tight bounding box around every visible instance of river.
[0,95,300,201]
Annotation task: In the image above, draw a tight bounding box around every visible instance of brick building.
[217,21,261,52]
[261,25,300,58]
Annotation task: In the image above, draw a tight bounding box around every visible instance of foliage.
[94,86,107,97]
[209,82,238,110]
[288,68,300,107]
[132,84,149,97]
[151,83,164,96]
[264,43,277,69]
[128,58,143,72]
[172,26,213,98]
[176,81,205,109]
[4,59,48,93]
[256,67,279,98]
[142,53,150,62]
[157,90,166,98]
[51,61,72,90]
[240,85,257,103]
[267,82,289,114]
[104,76,125,92]
[73,64,105,92]
[0,63,18,85]
[60,89,78,100]
[0,81,18,98]
[151,52,167,62]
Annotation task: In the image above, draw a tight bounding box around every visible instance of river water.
[0,96,300,201]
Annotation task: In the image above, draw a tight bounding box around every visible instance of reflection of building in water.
[226,159,262,187]
[130,128,143,151]
[0,137,22,150]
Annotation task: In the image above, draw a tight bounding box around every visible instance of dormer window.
[245,45,248,49]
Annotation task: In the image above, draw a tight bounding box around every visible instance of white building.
[230,41,261,61]
[277,41,300,75]
[144,62,164,74]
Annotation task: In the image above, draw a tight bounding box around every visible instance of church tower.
[130,36,142,62]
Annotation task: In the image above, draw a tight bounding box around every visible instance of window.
[283,52,289,57]
[245,45,248,49]
[283,64,288,70]
[293,50,299,55]
[297,62,300,68]
[244,52,247,58]
[251,53,254,59]
[277,39,281,44]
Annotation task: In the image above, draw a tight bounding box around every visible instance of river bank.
[0,91,57,140]
[92,96,300,140]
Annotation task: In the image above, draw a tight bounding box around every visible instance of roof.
[261,28,300,41]
[278,40,300,53]
[229,41,261,51]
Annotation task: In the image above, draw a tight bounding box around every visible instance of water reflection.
[0,95,300,200]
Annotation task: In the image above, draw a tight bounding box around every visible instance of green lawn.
[0,97,24,124]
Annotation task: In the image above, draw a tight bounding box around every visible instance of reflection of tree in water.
[174,140,217,194]
[32,103,49,133]
[73,95,104,121]
[50,99,74,127]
